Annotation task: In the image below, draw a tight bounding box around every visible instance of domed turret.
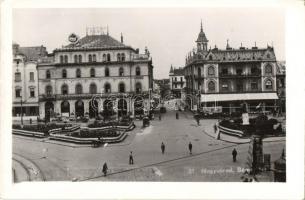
[196,20,209,52]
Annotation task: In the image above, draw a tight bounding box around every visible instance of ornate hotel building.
[184,22,280,114]
[37,30,153,121]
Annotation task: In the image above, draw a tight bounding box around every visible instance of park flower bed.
[71,129,121,138]
[87,120,132,128]
[12,123,73,134]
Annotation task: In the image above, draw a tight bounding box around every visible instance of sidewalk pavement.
[202,120,285,144]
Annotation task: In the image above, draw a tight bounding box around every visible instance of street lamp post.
[20,95,23,128]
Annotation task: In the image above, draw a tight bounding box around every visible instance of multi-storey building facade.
[184,22,279,114]
[276,61,285,113]
[12,43,48,118]
[37,31,153,121]
[169,66,185,98]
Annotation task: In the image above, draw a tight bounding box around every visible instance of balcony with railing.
[219,72,261,78]
[132,54,150,61]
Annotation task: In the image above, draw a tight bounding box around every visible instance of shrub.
[74,129,121,138]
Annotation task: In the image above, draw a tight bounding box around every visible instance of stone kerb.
[12,129,45,138]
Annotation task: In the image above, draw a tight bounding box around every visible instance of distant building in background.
[169,65,185,98]
[154,79,170,98]
[37,29,154,121]
[276,61,285,114]
[184,21,280,114]
[12,43,48,119]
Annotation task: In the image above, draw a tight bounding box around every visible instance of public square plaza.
[12,108,285,182]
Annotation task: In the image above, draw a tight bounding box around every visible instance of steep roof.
[64,34,126,48]
[196,21,208,43]
[18,46,48,61]
[172,67,184,76]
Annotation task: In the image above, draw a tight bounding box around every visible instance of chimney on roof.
[226,39,232,50]
[252,41,258,49]
[121,33,124,43]
[240,42,245,50]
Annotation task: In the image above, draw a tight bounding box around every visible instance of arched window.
[45,85,52,95]
[265,79,273,90]
[76,68,81,78]
[64,55,68,63]
[78,55,82,63]
[74,55,78,63]
[135,82,142,93]
[265,64,272,75]
[62,69,67,78]
[102,54,107,62]
[75,84,83,94]
[208,66,215,76]
[92,54,96,62]
[117,53,121,61]
[89,83,97,94]
[119,67,124,76]
[121,53,125,61]
[60,55,64,63]
[105,67,110,77]
[88,54,92,62]
[198,67,201,77]
[90,68,95,77]
[107,53,111,62]
[209,55,213,60]
[104,83,111,93]
[136,66,141,76]
[46,70,51,79]
[208,81,215,92]
[119,82,125,93]
[61,84,68,95]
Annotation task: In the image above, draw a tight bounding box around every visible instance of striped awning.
[201,93,278,102]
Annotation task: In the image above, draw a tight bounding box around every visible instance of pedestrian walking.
[102,162,108,176]
[159,114,162,121]
[129,151,134,165]
[232,148,237,162]
[161,142,165,154]
[214,123,217,133]
[188,142,193,155]
[176,112,179,119]
[196,117,200,126]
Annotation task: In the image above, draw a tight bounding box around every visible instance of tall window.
[119,83,125,93]
[88,54,92,62]
[76,68,81,78]
[29,72,34,81]
[75,84,83,94]
[46,85,52,95]
[90,68,95,77]
[265,64,272,75]
[61,84,68,95]
[251,81,258,90]
[117,53,121,61]
[102,54,107,62]
[119,67,124,76]
[198,68,201,77]
[79,55,82,63]
[15,72,21,82]
[265,79,273,90]
[62,69,67,78]
[209,55,213,60]
[46,70,51,79]
[105,67,110,77]
[104,83,111,93]
[89,83,97,94]
[74,55,78,63]
[208,81,215,92]
[121,53,125,61]
[92,54,96,62]
[60,55,64,63]
[64,55,68,63]
[180,77,183,81]
[15,88,21,98]
[136,66,141,76]
[135,82,142,93]
[107,54,111,62]
[236,68,243,75]
[208,66,215,76]
[30,88,35,97]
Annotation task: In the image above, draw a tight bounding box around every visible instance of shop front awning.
[201,93,278,102]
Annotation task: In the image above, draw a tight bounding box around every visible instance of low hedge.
[87,120,131,128]
[12,123,73,134]
[72,129,120,138]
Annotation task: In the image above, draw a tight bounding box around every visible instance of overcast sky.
[13,8,285,79]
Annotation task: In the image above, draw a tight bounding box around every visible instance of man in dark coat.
[102,162,108,176]
[161,142,165,154]
[232,148,237,162]
[188,142,193,155]
[176,112,179,119]
[129,151,134,165]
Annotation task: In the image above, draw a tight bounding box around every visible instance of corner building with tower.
[184,22,281,114]
[37,29,153,121]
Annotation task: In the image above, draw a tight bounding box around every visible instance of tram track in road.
[12,158,31,182]
[80,142,244,181]
[13,153,46,181]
